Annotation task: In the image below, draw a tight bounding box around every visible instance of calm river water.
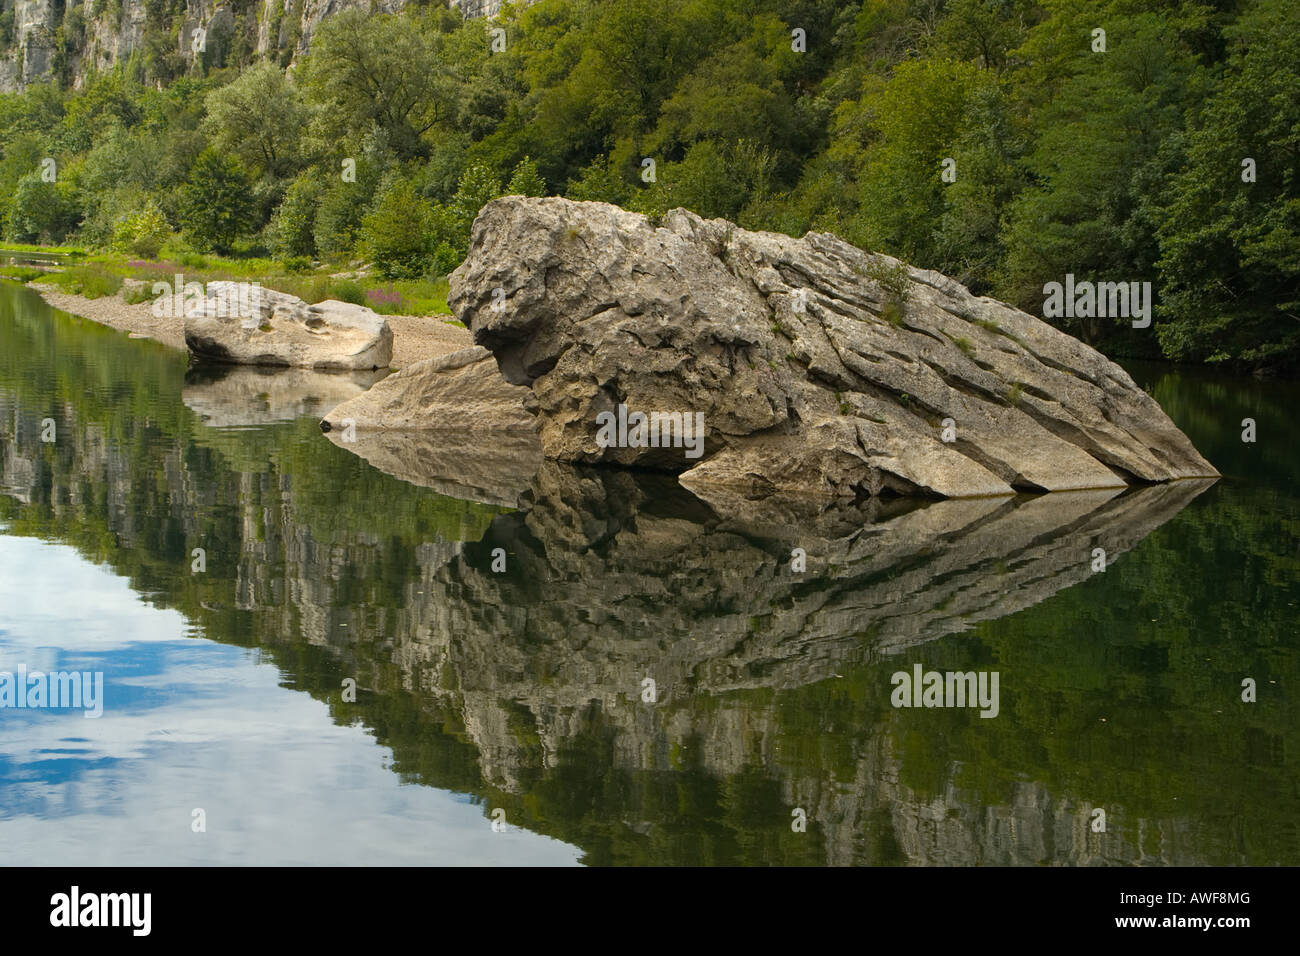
[0,279,1295,865]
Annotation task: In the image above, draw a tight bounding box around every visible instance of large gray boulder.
[184,281,392,370]
[449,197,1218,498]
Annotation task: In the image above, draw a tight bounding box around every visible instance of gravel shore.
[30,283,473,369]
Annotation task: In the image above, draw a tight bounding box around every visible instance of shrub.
[329,278,367,304]
[111,199,171,260]
[505,156,546,197]
[865,258,911,304]
[866,257,911,327]
[360,177,436,279]
[269,173,324,260]
[0,266,45,282]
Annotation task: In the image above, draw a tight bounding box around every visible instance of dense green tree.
[565,153,635,206]
[202,63,309,179]
[416,133,472,204]
[311,140,394,259]
[361,177,437,279]
[7,172,79,242]
[648,16,799,168]
[932,83,1027,290]
[934,0,1037,71]
[0,129,47,237]
[635,139,775,223]
[299,9,455,160]
[449,163,504,239]
[54,70,141,154]
[998,11,1203,345]
[850,59,990,265]
[269,172,325,260]
[176,148,255,253]
[1152,0,1300,368]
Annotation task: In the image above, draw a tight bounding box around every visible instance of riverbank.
[28,282,473,369]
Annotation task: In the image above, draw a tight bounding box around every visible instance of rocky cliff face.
[0,0,525,91]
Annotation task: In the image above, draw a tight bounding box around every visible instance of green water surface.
[0,279,1295,866]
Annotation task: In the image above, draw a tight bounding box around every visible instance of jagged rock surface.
[184,281,392,370]
[450,197,1218,499]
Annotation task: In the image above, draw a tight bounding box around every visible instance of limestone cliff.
[0,0,526,91]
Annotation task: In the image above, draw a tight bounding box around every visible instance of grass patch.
[949,333,975,355]
[44,263,123,298]
[205,269,449,317]
[22,245,454,317]
[976,316,1027,347]
[358,277,450,316]
[0,266,47,282]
